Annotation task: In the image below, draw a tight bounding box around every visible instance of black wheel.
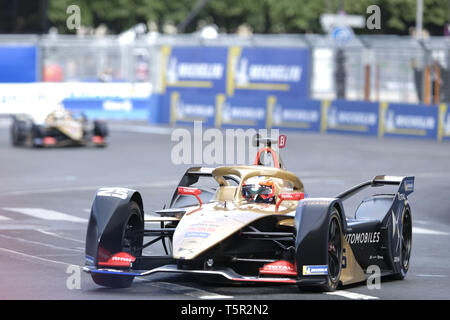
[10,119,27,146]
[91,201,143,288]
[94,120,109,137]
[391,208,412,280]
[298,209,343,292]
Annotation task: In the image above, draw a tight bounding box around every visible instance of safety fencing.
[1,34,449,104]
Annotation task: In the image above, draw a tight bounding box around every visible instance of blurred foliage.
[47,0,450,35]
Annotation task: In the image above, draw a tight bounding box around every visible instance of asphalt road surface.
[0,121,449,300]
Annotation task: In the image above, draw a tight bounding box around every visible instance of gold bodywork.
[170,165,304,260]
[45,110,84,141]
[155,165,366,285]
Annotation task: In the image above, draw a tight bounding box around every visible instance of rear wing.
[336,175,414,200]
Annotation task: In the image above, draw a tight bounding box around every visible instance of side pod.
[294,198,346,280]
[85,188,144,267]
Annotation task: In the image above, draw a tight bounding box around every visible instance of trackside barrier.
[0,82,155,122]
[63,97,159,121]
[158,91,448,142]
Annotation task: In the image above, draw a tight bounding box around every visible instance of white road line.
[3,208,87,223]
[0,247,72,267]
[325,290,379,300]
[0,233,83,253]
[412,227,450,236]
[138,280,233,299]
[2,180,178,196]
[36,229,85,244]
[416,274,448,278]
[111,124,174,135]
[0,215,12,221]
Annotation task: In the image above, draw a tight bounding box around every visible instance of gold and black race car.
[10,108,108,148]
[83,136,414,291]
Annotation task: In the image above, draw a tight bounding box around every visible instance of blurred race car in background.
[83,135,414,292]
[10,108,108,148]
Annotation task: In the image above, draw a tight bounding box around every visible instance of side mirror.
[276,192,304,211]
[178,187,202,206]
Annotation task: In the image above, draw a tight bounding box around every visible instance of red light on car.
[278,135,287,149]
[43,137,57,145]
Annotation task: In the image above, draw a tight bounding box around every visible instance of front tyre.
[298,209,343,292]
[91,201,143,288]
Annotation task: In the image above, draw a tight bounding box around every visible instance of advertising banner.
[0,82,153,120]
[215,94,267,129]
[438,103,450,141]
[227,46,310,98]
[380,102,438,140]
[267,96,321,132]
[158,90,218,126]
[322,100,379,136]
[63,98,152,120]
[160,46,227,94]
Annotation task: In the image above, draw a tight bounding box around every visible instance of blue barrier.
[159,90,217,127]
[154,91,446,141]
[438,104,450,141]
[380,102,439,140]
[323,100,379,136]
[63,98,155,121]
[268,96,321,132]
[216,94,267,129]
[0,46,38,83]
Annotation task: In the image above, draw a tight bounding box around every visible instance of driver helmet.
[242,177,276,204]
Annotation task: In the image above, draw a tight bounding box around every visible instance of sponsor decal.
[404,179,414,192]
[345,232,380,244]
[98,252,136,268]
[85,255,95,266]
[102,100,133,112]
[260,260,297,276]
[184,231,210,238]
[96,187,129,200]
[302,265,328,276]
[167,58,224,81]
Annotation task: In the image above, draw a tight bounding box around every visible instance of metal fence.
[1,33,449,104]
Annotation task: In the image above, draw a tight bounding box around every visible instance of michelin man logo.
[327,106,338,128]
[385,110,396,132]
[167,57,178,83]
[445,113,450,135]
[235,58,249,85]
[272,103,283,125]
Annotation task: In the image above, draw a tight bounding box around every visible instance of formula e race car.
[83,135,414,291]
[10,108,108,148]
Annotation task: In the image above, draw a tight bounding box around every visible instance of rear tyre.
[94,120,109,137]
[91,201,143,288]
[391,207,412,280]
[298,209,343,292]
